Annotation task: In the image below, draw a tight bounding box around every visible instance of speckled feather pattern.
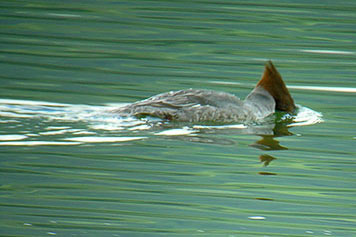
[113,88,275,123]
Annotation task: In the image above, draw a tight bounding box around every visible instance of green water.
[1,0,356,236]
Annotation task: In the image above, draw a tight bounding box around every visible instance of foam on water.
[193,124,248,130]
[155,127,197,136]
[0,99,146,145]
[64,136,146,143]
[0,99,323,145]
[0,134,28,141]
[0,141,81,146]
[288,105,323,127]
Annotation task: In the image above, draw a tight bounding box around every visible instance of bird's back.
[114,89,252,122]
[112,61,295,123]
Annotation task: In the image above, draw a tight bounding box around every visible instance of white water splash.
[288,105,323,127]
[0,99,323,145]
[0,141,81,146]
[155,127,197,136]
[64,136,146,143]
[0,99,145,145]
[0,134,28,141]
[193,124,247,129]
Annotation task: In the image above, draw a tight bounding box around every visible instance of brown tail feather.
[256,61,296,112]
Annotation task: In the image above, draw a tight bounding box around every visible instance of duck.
[113,61,296,123]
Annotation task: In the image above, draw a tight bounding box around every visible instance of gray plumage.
[113,87,275,123]
[112,61,295,123]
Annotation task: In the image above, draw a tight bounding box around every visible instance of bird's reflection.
[251,120,293,166]
[250,136,288,151]
[155,115,294,166]
[259,154,276,167]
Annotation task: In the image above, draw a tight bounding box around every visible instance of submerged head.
[256,61,296,113]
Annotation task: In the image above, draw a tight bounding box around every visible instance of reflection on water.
[258,171,277,176]
[259,154,276,167]
[251,135,288,151]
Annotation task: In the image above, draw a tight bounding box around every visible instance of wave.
[0,99,323,145]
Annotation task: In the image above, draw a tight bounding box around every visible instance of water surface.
[1,0,356,236]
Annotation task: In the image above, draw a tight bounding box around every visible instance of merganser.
[113,61,296,123]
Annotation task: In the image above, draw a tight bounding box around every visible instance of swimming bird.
[113,61,296,123]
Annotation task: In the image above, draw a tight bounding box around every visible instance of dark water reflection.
[252,136,289,151]
[259,154,277,167]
